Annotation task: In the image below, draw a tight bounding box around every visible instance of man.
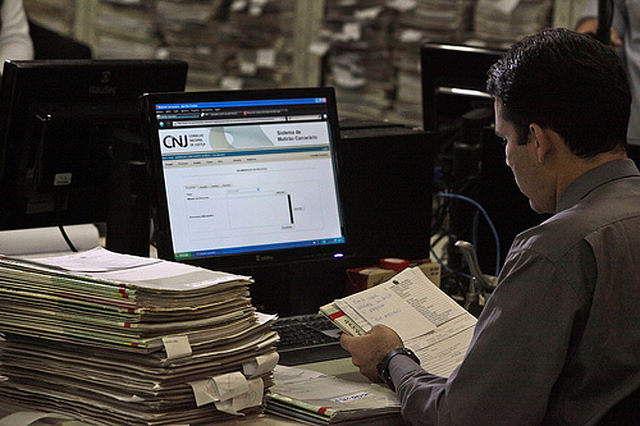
[575,0,640,167]
[341,28,640,425]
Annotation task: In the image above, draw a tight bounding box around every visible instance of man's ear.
[528,123,553,163]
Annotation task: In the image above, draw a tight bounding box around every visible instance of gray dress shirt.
[389,159,640,425]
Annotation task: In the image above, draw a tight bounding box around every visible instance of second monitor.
[0,59,188,253]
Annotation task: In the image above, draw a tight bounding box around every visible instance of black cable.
[54,191,78,252]
[596,0,614,45]
[58,225,78,252]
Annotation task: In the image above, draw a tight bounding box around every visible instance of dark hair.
[486,28,631,157]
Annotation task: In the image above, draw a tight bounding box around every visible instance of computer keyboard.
[273,313,350,365]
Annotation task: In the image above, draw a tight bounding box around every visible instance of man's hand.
[340,324,404,383]
[575,17,622,46]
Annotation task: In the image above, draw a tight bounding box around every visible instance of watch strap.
[376,347,420,391]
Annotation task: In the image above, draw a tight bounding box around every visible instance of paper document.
[321,267,477,377]
[266,365,401,424]
[32,246,160,272]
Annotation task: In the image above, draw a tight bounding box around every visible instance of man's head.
[486,28,631,213]
[486,27,630,158]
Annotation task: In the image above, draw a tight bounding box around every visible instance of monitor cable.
[596,0,614,45]
[54,192,78,252]
[434,192,501,277]
[58,225,78,252]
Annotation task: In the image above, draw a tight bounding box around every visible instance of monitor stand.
[105,128,151,258]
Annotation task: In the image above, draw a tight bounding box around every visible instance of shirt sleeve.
[387,247,590,425]
[0,0,34,72]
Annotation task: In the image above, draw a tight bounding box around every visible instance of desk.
[0,357,361,426]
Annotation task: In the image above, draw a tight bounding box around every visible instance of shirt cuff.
[388,351,422,387]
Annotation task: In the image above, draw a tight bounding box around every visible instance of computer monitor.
[140,87,349,271]
[0,60,188,237]
[421,42,503,132]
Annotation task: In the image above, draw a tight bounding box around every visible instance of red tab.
[329,311,345,320]
[318,407,330,415]
[124,322,131,328]
[118,288,129,299]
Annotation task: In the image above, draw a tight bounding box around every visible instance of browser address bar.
[172,116,287,126]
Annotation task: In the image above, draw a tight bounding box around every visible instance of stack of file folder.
[93,1,160,59]
[156,0,297,91]
[155,0,228,90]
[473,0,553,45]
[321,0,395,121]
[266,365,402,425]
[386,0,476,126]
[0,247,279,424]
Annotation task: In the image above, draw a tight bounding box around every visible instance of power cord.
[434,192,501,277]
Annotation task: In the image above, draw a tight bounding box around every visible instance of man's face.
[494,99,555,214]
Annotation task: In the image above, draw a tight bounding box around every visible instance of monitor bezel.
[0,59,188,232]
[140,87,350,270]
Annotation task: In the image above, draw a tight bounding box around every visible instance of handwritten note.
[325,267,477,377]
[339,273,436,341]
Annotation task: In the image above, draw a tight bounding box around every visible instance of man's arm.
[342,249,586,425]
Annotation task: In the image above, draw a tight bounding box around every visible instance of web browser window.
[153,96,345,260]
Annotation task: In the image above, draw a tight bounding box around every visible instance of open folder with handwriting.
[320,266,477,377]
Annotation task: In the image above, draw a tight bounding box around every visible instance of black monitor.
[139,87,349,272]
[421,42,503,132]
[0,60,188,241]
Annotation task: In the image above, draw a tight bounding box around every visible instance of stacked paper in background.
[317,0,478,127]
[217,0,296,90]
[92,0,160,59]
[320,0,395,121]
[156,0,297,91]
[155,0,228,90]
[473,0,553,46]
[0,247,279,425]
[386,0,477,127]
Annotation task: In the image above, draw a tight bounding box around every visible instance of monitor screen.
[140,87,348,270]
[0,59,188,232]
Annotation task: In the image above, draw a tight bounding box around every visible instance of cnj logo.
[162,134,188,149]
[159,129,209,154]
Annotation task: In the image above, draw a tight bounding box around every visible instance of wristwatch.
[376,347,420,391]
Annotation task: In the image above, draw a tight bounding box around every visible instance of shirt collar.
[556,158,640,212]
